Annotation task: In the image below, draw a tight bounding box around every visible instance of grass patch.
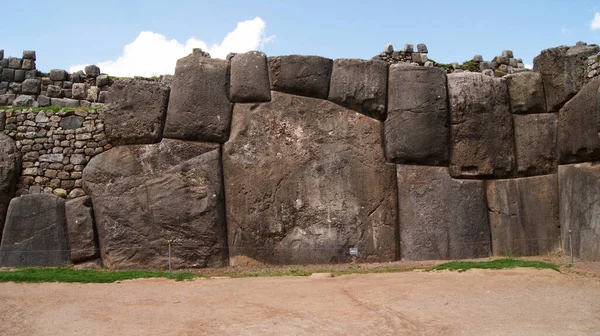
[0,268,203,283]
[431,258,560,272]
[0,105,100,112]
[219,266,409,278]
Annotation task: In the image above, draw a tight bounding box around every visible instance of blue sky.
[1,0,599,76]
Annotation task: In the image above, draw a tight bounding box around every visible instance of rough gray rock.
[267,55,333,99]
[486,175,560,256]
[22,50,36,60]
[104,79,170,145]
[557,77,600,163]
[328,59,388,120]
[558,163,600,261]
[51,98,79,108]
[84,65,101,78]
[396,165,491,260]
[223,91,397,265]
[66,196,99,263]
[513,113,557,176]
[385,65,448,165]
[505,72,546,114]
[0,194,69,267]
[82,139,228,269]
[1,68,14,82]
[49,69,68,81]
[533,44,600,111]
[229,51,270,102]
[72,83,86,100]
[164,54,233,143]
[60,115,84,130]
[12,95,39,107]
[21,78,40,95]
[0,134,19,241]
[47,85,63,98]
[447,72,515,178]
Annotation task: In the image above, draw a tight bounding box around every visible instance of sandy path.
[0,268,599,335]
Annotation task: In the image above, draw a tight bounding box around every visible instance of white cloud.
[524,64,532,69]
[592,12,600,31]
[69,17,275,77]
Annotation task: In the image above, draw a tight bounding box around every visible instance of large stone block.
[557,77,600,163]
[66,196,99,263]
[82,139,228,269]
[49,69,68,81]
[21,78,40,95]
[448,72,515,178]
[164,54,233,143]
[268,55,333,99]
[1,68,14,82]
[396,165,491,260]
[384,65,448,165]
[486,175,560,256]
[513,113,557,176]
[223,91,397,265]
[328,59,388,120]
[533,44,599,112]
[104,79,170,145]
[229,51,270,102]
[0,194,69,267]
[0,134,19,241]
[505,72,546,114]
[559,163,600,261]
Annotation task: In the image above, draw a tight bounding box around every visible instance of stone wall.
[1,42,600,269]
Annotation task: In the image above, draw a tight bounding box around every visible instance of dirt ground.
[1,260,599,336]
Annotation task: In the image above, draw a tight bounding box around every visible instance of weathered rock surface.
[448,72,515,178]
[486,175,560,256]
[268,55,333,99]
[385,65,448,165]
[505,72,546,114]
[0,194,69,267]
[559,163,600,261]
[513,113,557,176]
[396,165,491,260]
[230,51,270,102]
[328,59,388,120]
[164,54,233,143]
[66,196,98,263]
[533,44,600,112]
[0,134,19,240]
[104,79,170,145]
[557,77,600,163]
[223,92,397,265]
[82,139,228,269]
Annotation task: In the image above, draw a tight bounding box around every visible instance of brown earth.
[1,258,599,336]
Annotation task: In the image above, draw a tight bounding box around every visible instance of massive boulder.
[267,55,333,99]
[559,163,600,261]
[396,165,490,260]
[557,76,600,163]
[384,65,448,165]
[65,196,99,263]
[513,113,557,176]
[328,59,388,120]
[223,91,397,265]
[486,175,560,256]
[163,54,233,143]
[229,51,270,102]
[0,134,19,241]
[533,44,600,112]
[103,79,170,145]
[447,73,515,178]
[505,72,546,114]
[82,140,228,269]
[0,194,70,267]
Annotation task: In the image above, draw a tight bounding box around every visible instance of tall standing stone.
[385,65,448,165]
[533,44,600,112]
[0,194,69,267]
[557,77,600,163]
[229,51,270,102]
[486,175,560,256]
[104,79,170,145]
[559,163,600,261]
[65,196,99,263]
[164,54,233,143]
[223,92,398,265]
[513,113,557,176]
[397,165,491,260]
[267,55,333,99]
[328,59,388,120]
[448,72,515,178]
[505,72,546,114]
[83,139,228,269]
[0,134,19,241]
